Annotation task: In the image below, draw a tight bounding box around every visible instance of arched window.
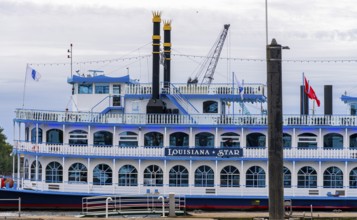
[203,101,218,113]
[324,133,343,149]
[144,132,163,147]
[69,130,88,146]
[194,165,214,187]
[195,132,214,147]
[283,167,291,188]
[349,167,357,188]
[143,165,163,186]
[46,129,63,144]
[350,134,357,148]
[220,132,240,147]
[297,166,317,188]
[119,132,138,147]
[31,128,43,144]
[246,166,265,187]
[93,164,112,185]
[246,133,266,148]
[68,163,87,183]
[169,132,189,147]
[220,166,240,187]
[283,133,292,148]
[45,161,63,183]
[31,161,42,181]
[24,159,29,180]
[297,133,317,148]
[323,166,343,188]
[93,131,113,146]
[169,165,189,187]
[118,165,138,186]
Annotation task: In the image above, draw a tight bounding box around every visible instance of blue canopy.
[67,74,131,84]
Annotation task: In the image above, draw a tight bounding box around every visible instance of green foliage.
[0,127,13,176]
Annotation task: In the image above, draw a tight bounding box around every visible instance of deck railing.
[125,83,265,96]
[15,141,357,159]
[15,109,357,126]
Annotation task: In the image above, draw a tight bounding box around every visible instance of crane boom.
[201,24,230,85]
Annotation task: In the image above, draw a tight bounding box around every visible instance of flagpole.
[302,72,305,115]
[22,64,29,109]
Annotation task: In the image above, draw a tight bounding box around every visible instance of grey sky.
[1,0,357,141]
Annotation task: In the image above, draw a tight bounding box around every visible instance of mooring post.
[158,196,165,217]
[168,193,176,217]
[105,197,113,218]
[267,38,287,220]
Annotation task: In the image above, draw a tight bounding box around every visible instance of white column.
[240,160,244,195]
[318,161,322,188]
[215,160,218,190]
[36,123,39,145]
[164,160,167,194]
[292,128,296,148]
[138,159,142,194]
[113,158,116,193]
[292,161,296,196]
[241,127,245,147]
[189,127,193,148]
[87,158,91,193]
[164,127,167,147]
[345,161,348,195]
[35,155,38,182]
[113,126,116,147]
[345,128,348,149]
[189,160,192,195]
[319,128,322,148]
[88,125,91,147]
[215,127,218,148]
[17,153,20,188]
[63,124,66,145]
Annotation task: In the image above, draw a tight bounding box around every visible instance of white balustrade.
[16,109,357,127]
[16,141,357,159]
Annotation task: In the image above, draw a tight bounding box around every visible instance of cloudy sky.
[1,0,357,141]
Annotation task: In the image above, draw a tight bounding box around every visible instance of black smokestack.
[152,11,161,99]
[146,12,165,114]
[163,20,171,90]
[300,85,309,115]
[324,85,333,115]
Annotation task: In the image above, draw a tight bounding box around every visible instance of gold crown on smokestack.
[152,11,161,22]
[163,20,172,30]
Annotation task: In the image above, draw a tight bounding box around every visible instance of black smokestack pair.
[300,85,333,115]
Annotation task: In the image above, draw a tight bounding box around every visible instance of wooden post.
[267,38,284,219]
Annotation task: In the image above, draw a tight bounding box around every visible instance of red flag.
[304,77,320,107]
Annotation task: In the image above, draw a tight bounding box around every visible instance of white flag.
[26,65,41,81]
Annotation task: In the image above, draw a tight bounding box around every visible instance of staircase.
[166,84,199,115]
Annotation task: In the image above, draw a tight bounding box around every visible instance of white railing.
[15,141,357,159]
[126,83,265,96]
[15,109,357,126]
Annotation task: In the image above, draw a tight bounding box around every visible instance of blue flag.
[26,65,41,81]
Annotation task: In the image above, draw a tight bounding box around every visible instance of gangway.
[81,194,186,217]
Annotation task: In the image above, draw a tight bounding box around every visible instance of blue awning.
[341,95,357,104]
[67,74,131,84]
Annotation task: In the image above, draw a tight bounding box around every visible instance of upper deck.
[14,108,357,127]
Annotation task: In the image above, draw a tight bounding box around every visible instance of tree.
[0,127,12,176]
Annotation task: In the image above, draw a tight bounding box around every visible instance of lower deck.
[14,155,357,199]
